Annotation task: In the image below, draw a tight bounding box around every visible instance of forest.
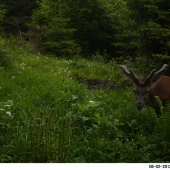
[0,0,170,163]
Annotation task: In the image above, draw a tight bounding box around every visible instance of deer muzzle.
[136,103,143,110]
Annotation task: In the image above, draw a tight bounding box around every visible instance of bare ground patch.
[75,77,117,90]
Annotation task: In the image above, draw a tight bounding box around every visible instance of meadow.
[0,37,170,163]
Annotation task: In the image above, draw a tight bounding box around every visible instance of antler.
[120,65,132,79]
[145,64,169,83]
[120,65,141,84]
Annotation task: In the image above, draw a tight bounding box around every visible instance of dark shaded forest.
[1,0,170,67]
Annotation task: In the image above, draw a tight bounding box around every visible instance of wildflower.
[4,105,10,108]
[89,101,94,103]
[12,76,15,79]
[0,108,5,111]
[6,111,11,116]
[0,87,2,90]
[51,70,54,72]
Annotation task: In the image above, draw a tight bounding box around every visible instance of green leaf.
[74,156,86,163]
[72,95,78,100]
[115,122,125,126]
[92,124,99,129]
[82,116,90,122]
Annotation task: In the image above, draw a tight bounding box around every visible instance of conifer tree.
[0,0,38,34]
[31,0,80,57]
[116,0,170,64]
[0,5,5,21]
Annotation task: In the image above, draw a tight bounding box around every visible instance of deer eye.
[147,90,151,93]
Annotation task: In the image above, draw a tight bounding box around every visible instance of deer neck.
[147,89,161,114]
[147,91,156,106]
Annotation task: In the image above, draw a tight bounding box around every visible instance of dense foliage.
[29,0,120,57]
[1,0,170,64]
[0,5,5,21]
[0,0,38,34]
[30,0,79,57]
[124,0,170,63]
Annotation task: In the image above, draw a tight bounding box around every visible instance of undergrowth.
[0,37,170,163]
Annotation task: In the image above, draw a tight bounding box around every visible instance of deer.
[120,64,170,114]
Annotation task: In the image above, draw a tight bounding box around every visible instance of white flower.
[4,105,10,108]
[0,108,5,111]
[6,111,11,116]
[89,101,94,103]
[0,87,2,90]
[12,76,15,79]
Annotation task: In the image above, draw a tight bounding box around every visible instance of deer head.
[120,64,169,110]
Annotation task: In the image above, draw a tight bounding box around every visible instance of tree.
[30,0,80,57]
[0,5,5,22]
[109,0,136,58]
[30,0,123,58]
[118,0,170,64]
[0,0,38,34]
[67,0,119,56]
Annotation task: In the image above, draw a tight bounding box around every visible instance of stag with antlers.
[120,64,169,114]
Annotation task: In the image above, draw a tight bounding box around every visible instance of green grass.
[0,37,170,163]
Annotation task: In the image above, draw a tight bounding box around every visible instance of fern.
[28,109,69,163]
